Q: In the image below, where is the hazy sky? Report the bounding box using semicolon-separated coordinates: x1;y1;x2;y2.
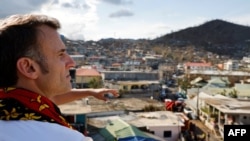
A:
1;0;250;41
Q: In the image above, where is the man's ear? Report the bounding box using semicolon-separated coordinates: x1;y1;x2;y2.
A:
16;58;39;79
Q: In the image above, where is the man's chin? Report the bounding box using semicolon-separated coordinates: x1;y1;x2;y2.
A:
58;87;72;95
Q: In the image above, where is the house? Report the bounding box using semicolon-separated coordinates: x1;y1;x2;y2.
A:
234;83;250;100
87;56;107;65
223;60;239;71
202;76;230;89
184;62;214;72
158;63;177;81
100;70;159;81
186;92;250;139
70;54;85;67
59;97;165;138
190;77;250;99
129;111;184;141
75;67;102;88
188;76;231;97
101;70;160;96
109;63;122;70
187;70;250;82
117;80;159;91
190;76;207;86
143;55;160;66
88;111;184;141
97;118;162;141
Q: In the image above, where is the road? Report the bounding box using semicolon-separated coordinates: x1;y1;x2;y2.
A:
190;120;223;141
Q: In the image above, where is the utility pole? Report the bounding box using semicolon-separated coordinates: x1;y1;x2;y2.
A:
195;83;202;119
196;86;200;119
70;68;76;88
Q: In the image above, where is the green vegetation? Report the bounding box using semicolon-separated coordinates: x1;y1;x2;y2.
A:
88;78;102;88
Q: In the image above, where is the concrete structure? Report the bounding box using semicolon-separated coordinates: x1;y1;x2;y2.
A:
184;62;215;72
70;55;85;66
75;67;102;88
129;111;184;141
89;111;184;141
188;70;250;76
100;70;159;81
185;91;250;139
223;60;239;71
58;97;165;139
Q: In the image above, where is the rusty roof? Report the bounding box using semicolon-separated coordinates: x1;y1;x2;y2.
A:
76;68;101;76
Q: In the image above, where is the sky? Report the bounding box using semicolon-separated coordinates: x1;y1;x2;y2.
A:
1;0;250;41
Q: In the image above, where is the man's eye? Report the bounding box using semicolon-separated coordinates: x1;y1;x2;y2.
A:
59;53;65;56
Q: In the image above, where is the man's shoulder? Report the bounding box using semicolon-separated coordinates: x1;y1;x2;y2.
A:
0;120;92;141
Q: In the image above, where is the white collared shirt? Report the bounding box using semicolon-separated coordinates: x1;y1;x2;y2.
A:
0;120;93;141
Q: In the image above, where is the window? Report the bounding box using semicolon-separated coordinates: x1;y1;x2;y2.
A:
123;86;128;90
131;85;139;89
149;131;155;134
164;131;172;137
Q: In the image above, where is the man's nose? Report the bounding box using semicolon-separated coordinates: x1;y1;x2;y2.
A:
66;55;76;68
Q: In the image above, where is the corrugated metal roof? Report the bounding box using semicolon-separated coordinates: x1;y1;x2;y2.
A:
99;119;155;140
116;126;150;139
203;77;229;89
190;77;203;85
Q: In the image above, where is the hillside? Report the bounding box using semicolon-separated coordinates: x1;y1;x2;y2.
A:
152;19;250;58
64;19;250;59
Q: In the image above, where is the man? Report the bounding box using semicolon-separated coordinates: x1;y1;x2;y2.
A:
0;14;117;141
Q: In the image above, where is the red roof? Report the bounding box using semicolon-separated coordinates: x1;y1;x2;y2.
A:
112;63;121;66
185;62;211;67
76;68;101;76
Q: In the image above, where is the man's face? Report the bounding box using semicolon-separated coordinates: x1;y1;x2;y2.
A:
36;25;75;97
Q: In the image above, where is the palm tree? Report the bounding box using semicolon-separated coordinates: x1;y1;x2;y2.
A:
229;89;238;98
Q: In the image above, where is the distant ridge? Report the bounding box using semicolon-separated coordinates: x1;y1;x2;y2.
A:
153;19;250;46
64;19;250;59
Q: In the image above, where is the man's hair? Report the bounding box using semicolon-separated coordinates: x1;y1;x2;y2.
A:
0;14;61;88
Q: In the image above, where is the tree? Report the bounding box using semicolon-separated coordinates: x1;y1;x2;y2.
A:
88;78;102;88
228;89;238;98
220;89;226;96
177;77;191;95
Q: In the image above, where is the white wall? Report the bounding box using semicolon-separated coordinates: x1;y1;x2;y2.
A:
147;125;181;141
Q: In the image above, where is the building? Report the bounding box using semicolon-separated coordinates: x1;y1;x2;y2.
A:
100;70;159;81
129;111;184;141
70;55;85;67
96;118;163;141
89;111;184;141
184;62;214;72
185;91;250;139
59;97;166;138
75;67;102;88
223;60;239;71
